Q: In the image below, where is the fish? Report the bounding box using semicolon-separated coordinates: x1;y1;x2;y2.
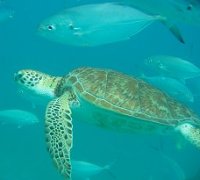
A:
15;73;59;108
187;77;200;102
0;109;39;127
145;55;200;81
150;147;186;180
123;0;200;26
0;7;14;23
71;160;115;180
37;3;183;46
17;87;52;108
120;146;186;180
187;169;200;180
140;75;194;103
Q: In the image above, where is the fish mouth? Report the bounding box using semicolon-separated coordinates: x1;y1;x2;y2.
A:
37;24;45;31
36;23;48;36
37;24;45;34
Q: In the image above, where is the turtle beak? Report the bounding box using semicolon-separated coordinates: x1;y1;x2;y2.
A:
14;72;23;82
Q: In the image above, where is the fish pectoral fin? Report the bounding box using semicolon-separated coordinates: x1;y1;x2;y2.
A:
45;92;73;180
159;63;167;70
159;18;185;43
69;22;83;37
72;27;83;36
74;31;84;36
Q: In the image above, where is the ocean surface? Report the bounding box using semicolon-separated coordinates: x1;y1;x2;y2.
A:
1;0;200;179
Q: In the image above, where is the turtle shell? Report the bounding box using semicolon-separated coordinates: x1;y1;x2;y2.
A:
62;67;199;127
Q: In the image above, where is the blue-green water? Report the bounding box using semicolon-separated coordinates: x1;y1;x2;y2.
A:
1;0;200;179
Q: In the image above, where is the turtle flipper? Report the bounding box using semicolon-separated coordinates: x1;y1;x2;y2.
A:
177;123;200;149
45;92;73;180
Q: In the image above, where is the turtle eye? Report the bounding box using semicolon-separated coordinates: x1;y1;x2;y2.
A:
14;72;23;82
184;124;188;128
47;25;55;31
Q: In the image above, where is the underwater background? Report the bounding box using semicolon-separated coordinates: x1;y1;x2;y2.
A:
1;0;200;179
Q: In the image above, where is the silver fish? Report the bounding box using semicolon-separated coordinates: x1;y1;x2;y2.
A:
145;55;200;81
0;109;39;127
71;160;115;180
0;7;14;23
37;3;183;46
123;0;200;26
188;169;200;180
150;147;186;180
141;75;194;103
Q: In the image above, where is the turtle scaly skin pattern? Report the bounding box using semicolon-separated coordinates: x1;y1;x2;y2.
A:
56;67;200;127
14;67;200;180
45;92;73;179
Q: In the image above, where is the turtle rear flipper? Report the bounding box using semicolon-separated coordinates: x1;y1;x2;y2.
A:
45;92;73;180
177;123;200;149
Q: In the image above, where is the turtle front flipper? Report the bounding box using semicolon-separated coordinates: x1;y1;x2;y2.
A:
45;92;73;180
177;123;200;149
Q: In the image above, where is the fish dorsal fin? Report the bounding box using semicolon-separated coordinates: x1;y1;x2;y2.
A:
158;16;185;44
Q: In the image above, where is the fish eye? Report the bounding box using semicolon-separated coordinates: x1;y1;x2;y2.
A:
187;4;193;11
68;23;74;30
47;25;55;31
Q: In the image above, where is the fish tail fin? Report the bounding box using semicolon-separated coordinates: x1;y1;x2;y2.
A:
104;163;112;170
103;161;117;179
157;16;185;44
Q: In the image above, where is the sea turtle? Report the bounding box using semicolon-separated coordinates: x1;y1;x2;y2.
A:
14;67;200;180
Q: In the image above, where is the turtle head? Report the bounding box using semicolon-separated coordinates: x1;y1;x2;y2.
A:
14;69;61;98
176;122;200;149
176;123;194;135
